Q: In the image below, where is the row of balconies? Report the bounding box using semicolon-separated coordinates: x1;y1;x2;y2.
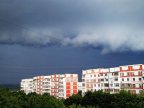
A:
121;77;142;82
82;73;119;79
121;83;143;89
120;71;142;77
85;82;143;88
82;76;143;83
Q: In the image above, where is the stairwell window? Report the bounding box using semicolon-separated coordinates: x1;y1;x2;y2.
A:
122;78;124;81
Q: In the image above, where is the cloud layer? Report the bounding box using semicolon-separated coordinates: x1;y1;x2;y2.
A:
0;0;144;52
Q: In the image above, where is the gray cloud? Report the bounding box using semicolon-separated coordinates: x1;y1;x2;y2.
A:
0;0;144;52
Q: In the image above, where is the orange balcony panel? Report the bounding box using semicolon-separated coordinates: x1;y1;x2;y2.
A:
73;90;77;94
66;82;70;85
73;82;77;85
66;90;70;93
73;86;77;89
66;93;70;97
66;86;70;89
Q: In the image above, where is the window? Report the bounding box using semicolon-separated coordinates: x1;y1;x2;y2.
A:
133;78;135;81
121;73;124;76
139;84;142;88
122;78;124;81
127;84;131;87
115;83;119;87
127;73;130;76
105;78;108;81
82;83;85;86
101;84;103;87
138;71;142;75
127;78;129;81
101;79;104;81
114;89;119;92
114;78;118;81
104;84;109;87
114;72;118;76
139;78;142;81
122;84;124;87
110;84;113;87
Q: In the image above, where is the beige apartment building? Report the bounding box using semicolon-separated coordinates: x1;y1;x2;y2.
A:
20;74;78;99
21;64;144;98
82;64;144;94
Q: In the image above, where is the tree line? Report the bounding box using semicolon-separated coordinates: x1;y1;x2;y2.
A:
0;88;64;108
64;90;144;108
1;88;144;108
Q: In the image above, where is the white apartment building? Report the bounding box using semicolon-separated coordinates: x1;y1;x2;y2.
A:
42;76;51;95
20;74;78;99
51;74;78;99
21;64;144;97
82;64;144;94
78;82;83;92
20;79;33;94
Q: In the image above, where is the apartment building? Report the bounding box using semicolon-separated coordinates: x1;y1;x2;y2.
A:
20;78;33;94
20;74;78;99
82;64;144;94
21;64;144;97
33;76;44;95
78;82;83;92
120;64;144;94
53;74;78;99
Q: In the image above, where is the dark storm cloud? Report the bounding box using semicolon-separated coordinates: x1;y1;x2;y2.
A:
0;0;144;52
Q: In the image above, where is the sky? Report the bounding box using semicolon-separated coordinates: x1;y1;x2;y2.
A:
0;0;144;84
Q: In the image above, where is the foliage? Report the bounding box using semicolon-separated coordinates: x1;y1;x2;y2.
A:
0;88;65;108
64;90;144;108
1;88;144;108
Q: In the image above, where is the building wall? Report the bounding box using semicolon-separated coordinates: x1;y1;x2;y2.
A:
20;64;144;98
42;76;51;95
20;74;78;99
120;64;143;94
82;64;144;94
20;79;33;94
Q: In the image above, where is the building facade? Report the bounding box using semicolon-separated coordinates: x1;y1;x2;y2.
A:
21;64;144;98
20;79;33;94
20;74;78;99
82;64;144;94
